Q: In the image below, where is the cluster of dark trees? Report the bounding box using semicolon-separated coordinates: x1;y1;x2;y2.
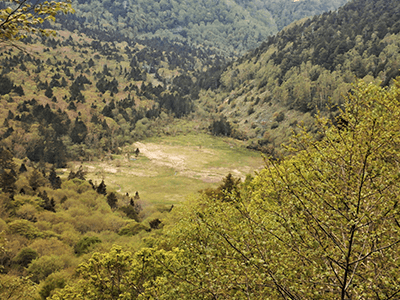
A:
4;99;77;167
0;74;24;96
214;0;400;114
0;29;230;163
265;0;397;75
51;0;348;56
102;81;193;125
243;0;400;86
0;147;62;200
0;145;141;220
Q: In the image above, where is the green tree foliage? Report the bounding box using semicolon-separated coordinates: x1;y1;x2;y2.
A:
53;81;400;299
222;82;399;298
118;222;148;236
51;245;182;300
74;236;101;256
0;150;166;298
39;273;66;300
12;247;38;268
61;0;348;55
0;0;74;41
171;81;400;298
119;205;139;222
8;219;43;239
0;274;37;300
26;255;67;283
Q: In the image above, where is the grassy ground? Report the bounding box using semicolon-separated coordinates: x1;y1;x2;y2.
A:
75;133;264;206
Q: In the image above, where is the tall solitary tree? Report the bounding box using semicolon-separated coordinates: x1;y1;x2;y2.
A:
96;180;107;195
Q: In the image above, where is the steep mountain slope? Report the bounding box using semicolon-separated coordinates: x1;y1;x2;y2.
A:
198;0;400;156
2;1;400;298
0;32;226;166
1;0;397;163
56;0;350;56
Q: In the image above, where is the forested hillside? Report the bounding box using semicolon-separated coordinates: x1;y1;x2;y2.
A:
2;0;400;298
57;0;349;56
1;0;371;163
0;31;227;166
0;146;175;299
49;80;400;299
199;0;400;157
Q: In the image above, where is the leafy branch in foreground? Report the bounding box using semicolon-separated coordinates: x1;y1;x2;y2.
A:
0;0;74;41
172;81;400;299
51;81;400;299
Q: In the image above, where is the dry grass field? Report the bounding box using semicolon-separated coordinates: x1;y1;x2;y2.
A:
72;133;264;206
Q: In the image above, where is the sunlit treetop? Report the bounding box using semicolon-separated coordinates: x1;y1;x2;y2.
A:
0;0;74;41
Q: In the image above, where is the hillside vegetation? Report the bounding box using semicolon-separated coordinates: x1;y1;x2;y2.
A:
0;31;227;166
51;80;400;300
0;146;173;299
2;0;400;298
3;0;392;163
58;0;349;56
0;131;263;299
198;0;400;157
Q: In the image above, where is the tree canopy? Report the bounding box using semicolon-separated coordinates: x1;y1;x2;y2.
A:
51;80;400;299
0;0;74;41
57;0;349;56
200;0;400;157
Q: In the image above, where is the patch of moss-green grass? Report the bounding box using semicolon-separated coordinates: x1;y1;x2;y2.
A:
75;133;264;207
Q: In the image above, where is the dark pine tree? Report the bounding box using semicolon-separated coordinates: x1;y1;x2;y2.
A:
48;166;62;189
18;163;28;174
39;190;56;212
29;168;43;191
44;86;53;98
96;180;107;195
106;192;118;209
70;117;88;143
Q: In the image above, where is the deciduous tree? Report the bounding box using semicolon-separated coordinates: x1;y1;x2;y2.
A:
0;0;74;42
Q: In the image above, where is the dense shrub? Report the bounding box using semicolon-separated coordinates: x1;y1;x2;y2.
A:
12;248;38;268
74;236;102;256
118;222;149;236
7;219;43;239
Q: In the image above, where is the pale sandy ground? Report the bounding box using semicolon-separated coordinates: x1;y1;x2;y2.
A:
132;142;258;183
75;141;261;192
70;140;263;202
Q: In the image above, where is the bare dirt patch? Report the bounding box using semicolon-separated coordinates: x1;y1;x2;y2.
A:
134;142;187;170
133;142;255;183
76;135;263;204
